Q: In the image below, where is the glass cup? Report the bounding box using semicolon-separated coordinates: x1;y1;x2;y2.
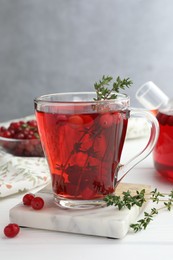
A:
34;92;159;209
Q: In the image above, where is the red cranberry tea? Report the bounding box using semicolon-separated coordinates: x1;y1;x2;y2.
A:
36;109;129;200
153;111;173;181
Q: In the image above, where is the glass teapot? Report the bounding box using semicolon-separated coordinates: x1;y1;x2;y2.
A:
136;81;173;182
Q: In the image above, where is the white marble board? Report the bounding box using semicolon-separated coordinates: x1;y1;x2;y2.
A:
9;183;150;239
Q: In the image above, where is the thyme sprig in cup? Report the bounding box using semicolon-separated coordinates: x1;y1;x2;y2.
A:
93;75;132;100
34;75;159;209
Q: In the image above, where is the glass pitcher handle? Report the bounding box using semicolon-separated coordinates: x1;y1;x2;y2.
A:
116;109;159;186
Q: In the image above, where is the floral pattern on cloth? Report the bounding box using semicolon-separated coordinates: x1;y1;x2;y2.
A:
0;149;50;198
0;115;50;198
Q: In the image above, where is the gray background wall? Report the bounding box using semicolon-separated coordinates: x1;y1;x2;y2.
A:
0;0;173;121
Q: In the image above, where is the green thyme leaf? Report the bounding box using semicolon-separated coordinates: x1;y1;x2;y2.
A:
104;188;173;233
94;75;133;100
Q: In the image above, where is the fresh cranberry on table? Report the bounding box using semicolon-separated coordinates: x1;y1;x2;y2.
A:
31;196;44;210
4;223;20;238
23;193;35;206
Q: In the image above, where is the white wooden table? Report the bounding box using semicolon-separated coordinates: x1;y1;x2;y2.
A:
1;137;173;260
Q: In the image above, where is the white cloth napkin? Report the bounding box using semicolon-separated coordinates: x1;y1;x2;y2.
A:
0;149;50;198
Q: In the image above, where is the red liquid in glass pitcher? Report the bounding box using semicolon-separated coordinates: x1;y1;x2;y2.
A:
153;110;173;181
136;81;173;181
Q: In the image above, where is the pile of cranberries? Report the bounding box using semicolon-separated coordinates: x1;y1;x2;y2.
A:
0;119;44;157
4;193;44;238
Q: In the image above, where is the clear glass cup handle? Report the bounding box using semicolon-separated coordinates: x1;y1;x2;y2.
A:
116;109;159;186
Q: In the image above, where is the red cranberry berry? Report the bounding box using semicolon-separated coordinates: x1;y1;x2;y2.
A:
83;115;93;126
9;122;21;130
0;126;6;133
27;120;38;128
23;193;35;206
31;196;44;210
69;115;84;129
4;223;20;238
15;132;25;139
99;113;113;128
2;130;12;138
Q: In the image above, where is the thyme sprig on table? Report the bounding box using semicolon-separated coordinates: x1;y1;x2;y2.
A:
94;75;133;100
104;188;173;232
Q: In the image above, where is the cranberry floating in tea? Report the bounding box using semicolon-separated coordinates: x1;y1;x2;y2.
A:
34;76;159;209
136;81;173;181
